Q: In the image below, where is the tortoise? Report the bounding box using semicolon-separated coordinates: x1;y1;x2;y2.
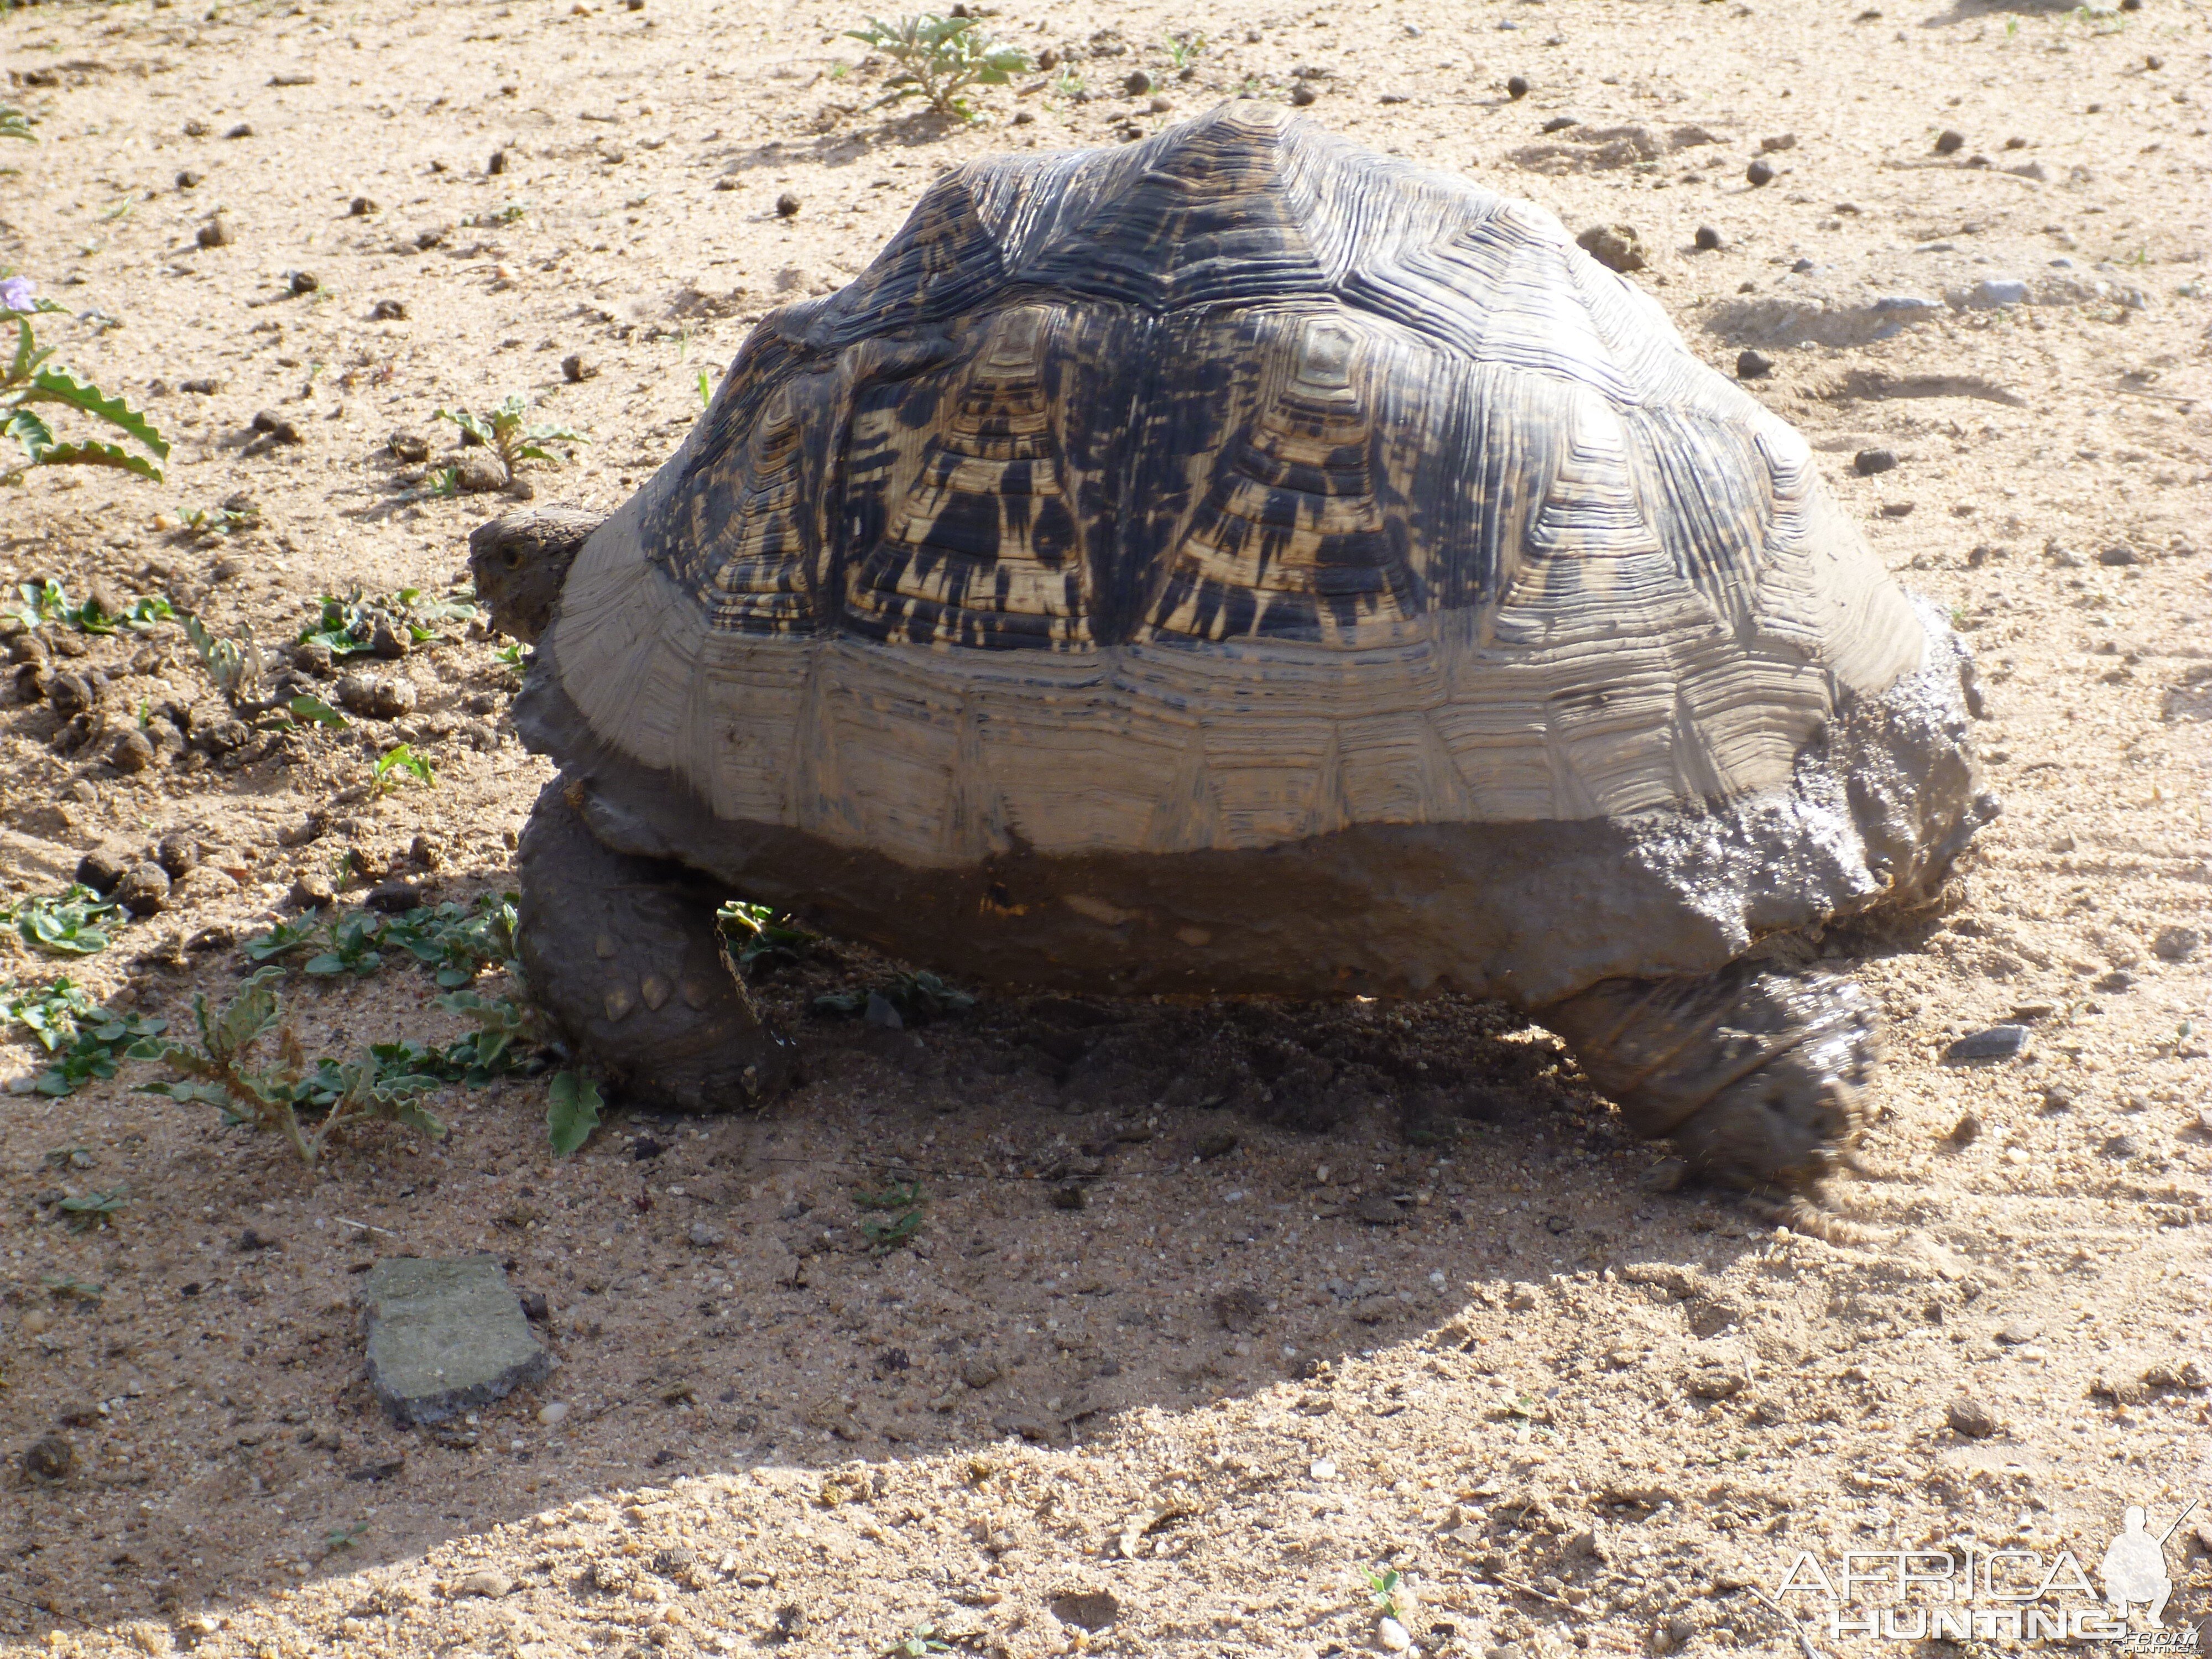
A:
471;100;1994;1191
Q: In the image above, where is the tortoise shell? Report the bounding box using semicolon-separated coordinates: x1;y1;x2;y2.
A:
519;100;1984;1005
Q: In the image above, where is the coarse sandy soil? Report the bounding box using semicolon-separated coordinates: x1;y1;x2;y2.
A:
2;0;2211;1655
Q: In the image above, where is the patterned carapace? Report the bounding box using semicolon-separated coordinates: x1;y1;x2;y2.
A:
641;100;1825;656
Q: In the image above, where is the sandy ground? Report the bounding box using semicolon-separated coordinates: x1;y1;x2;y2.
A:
3;0;2212;1653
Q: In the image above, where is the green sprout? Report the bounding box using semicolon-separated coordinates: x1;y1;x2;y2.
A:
11;579;174;635
8;886;126;957
889;1627;952;1657
3;978;95;1051
298;587;476;658
433;394;587;487
843;15;1029;119
855;1178;925;1252
696;369;714;408
1365;1567;1404;1620
3;279;170;484
372;743;435;797
716;899;816;973
545;1070;603;1156
1;106;34;143
56;1190;128;1233
1164;32;1206;69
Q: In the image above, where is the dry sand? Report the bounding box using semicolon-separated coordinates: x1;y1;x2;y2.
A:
1;0;2210;1653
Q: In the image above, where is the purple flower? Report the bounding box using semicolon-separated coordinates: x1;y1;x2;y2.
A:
0;275;35;314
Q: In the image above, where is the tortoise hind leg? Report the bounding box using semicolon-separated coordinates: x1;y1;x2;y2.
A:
1538;963;1876;1193
516;779;797;1113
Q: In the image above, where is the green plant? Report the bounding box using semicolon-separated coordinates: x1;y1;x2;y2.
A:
716;900;816;973
888;1627;952;1657
372;743;434;797
40;1147;92;1171
304;910;384;978
855;1178;925;1252
496;641;526;676
56;1190;127;1233
1164;32;1206;68
426;465;461;498
696;369;714;409
545;1070;603;1156
359;990;534;1088
1051;69;1085;101
813;969;972;1022
844;15;1029;118
1;107;34;143
40;1274;103;1301
466;203;529;228
130;967;448;1168
11;578;174;635
35;1004;165;1097
325;1521;369;1551
184;613;263;702
180;501;259;541
8;886;125;957
433;394;587;486
1365;1567;1404;1621
3;279;170;484
298;588;477;658
3;977;94;1051
381;895;518;987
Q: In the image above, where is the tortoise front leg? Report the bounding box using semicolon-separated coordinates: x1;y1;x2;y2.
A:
1538;963;1876;1193
516;779;797;1113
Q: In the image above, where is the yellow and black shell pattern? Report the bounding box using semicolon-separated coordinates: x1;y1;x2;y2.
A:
544;99;1929;880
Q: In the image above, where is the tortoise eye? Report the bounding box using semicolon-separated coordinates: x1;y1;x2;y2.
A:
504;550;523;569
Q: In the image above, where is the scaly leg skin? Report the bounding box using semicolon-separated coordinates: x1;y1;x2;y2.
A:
1540;963;1877;1194
516;778;797;1112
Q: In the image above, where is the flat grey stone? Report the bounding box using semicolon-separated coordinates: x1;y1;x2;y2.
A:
361;1256;549;1426
1944;1024;2027;1062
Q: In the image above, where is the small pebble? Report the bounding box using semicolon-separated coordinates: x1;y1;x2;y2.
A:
291;870;337;910
2152;926;2201;962
1694;225;1723;251
775;191;801;218
1575;223;1646;274
1745;158;1774;187
1853;448;1897;476
366;880;426;913
349;196;377;215
156;834;200;878
108;729;155;775
1124;69;1153;96
1943;1024;2025;1061
1947;1397;1999;1439
1290;81;1317;107
114;862;171;916
537;1401;570;1427
23;1434;74;1482
2096;544;2141;567
1996;1318;2041;1345
371;299;408;321
456;1569;512;1599
1735;348;1772;379
1945;1112;1981;1147
1541;115;1578;134
1760;132;1797;153
388;430;430;463
224;122;254;139
2101;1133;2144;1161
1310;1458;1337;1480
488;149;509;175
1379;1616;1413;1652
1934;129;1965;154
176;169;202;189
1148;95;1172;114
196;211;234;249
1505;75;1529;98
562;352;599;382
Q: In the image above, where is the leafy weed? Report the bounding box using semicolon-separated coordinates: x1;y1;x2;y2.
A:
434;393;587;486
843;14;1028;118
8;886;125;957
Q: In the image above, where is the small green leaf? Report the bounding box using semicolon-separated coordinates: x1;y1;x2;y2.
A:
20;438;163;482
286;694;348;729
546;1071;602;1156
21;367;169;458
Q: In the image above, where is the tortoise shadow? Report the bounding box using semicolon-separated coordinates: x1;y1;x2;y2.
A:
6;956;1806;1640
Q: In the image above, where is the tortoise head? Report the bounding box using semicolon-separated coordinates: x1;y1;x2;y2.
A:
466;506;605;644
